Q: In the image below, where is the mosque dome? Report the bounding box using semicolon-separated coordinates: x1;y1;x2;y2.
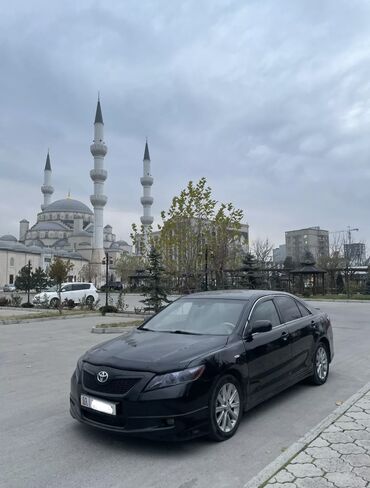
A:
0;234;17;242
43;198;93;215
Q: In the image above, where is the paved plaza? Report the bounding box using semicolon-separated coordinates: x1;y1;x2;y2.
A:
1;301;370;488
249;384;370;488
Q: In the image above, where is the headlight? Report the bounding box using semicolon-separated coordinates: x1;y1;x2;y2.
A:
145;365;205;391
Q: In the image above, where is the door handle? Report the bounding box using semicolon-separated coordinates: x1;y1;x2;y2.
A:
281;331;289;341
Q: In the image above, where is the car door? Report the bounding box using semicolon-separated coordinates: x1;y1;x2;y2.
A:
60;284;73;302
274;296;314;379
244;297;292;404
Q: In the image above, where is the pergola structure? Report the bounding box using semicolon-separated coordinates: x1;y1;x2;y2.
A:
289;252;326;296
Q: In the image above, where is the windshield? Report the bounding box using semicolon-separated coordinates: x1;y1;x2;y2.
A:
45;285;58;292
141;298;247;335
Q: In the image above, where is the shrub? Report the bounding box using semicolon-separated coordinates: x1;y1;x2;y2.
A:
0;296;10;307
99;305;118;316
63;299;75;310
10;293;22;307
21;302;34;308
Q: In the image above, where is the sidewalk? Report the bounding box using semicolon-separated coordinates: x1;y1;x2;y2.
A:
245;382;370;488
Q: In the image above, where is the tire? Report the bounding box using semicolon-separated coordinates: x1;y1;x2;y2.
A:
86;295;94;305
50;298;59;308
310;342;329;385
208;375;243;442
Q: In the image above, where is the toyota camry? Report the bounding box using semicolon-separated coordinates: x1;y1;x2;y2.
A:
70;290;334;441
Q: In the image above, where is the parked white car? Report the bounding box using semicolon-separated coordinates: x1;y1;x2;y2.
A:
33;283;98;308
3;284;16;292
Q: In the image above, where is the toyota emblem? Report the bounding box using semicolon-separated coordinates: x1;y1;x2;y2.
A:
97;371;109;383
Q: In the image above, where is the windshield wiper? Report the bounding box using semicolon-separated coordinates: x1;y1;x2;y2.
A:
163;330;203;335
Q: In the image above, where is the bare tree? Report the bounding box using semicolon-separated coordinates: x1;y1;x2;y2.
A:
252;238;274;267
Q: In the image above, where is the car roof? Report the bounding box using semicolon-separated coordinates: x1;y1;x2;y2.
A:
185;290;298;300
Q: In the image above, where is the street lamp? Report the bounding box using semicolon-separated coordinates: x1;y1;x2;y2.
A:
102;251;113;307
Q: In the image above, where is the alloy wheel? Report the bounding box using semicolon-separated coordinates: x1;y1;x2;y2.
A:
215;382;240;433
316;345;328;381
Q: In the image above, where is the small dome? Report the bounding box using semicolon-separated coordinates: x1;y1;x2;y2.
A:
43;198;93;215
110;240;129;248
31;221;70;231
0;234;17;242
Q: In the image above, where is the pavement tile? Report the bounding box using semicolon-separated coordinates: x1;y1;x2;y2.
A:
295;478;335;488
353;466;370;482
321;432;354;444
313;457;353;473
286;463;323;478
330;443;365;455
346;430;370;441
325;472;367;487
335;421;365;431
265;484;297;488
291;452;314;464
309;437;329;448
305;446;339;459
323;424;341;433
342;453;370;467
355;439;370;449
346;412;370;421
274;470;295;483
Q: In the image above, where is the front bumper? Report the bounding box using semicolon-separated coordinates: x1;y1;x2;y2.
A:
70;366;210;440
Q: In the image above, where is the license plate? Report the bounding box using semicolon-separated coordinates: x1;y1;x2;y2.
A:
80;394;117;415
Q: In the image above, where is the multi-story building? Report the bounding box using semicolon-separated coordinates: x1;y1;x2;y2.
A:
272;244;286;265
285;226;329;264
344;243;366;266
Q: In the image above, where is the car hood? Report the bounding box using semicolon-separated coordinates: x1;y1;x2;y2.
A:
83;328;228;373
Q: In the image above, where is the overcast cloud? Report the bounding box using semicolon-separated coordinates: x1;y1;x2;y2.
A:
1;0;370;250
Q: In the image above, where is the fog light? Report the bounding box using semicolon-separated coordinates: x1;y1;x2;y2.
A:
166;418;175;426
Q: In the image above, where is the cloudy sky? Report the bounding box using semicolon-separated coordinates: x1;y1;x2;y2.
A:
1;0;370;250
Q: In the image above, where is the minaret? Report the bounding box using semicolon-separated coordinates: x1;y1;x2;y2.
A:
41;151;54;210
90;97;108;265
140;140;154;247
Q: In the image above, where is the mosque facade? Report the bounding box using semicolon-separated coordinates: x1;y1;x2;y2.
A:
0;100;135;288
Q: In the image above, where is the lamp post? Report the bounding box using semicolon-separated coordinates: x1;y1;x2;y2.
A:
102;251;112;307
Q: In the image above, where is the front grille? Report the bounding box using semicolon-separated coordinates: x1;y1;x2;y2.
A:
82;371;139;395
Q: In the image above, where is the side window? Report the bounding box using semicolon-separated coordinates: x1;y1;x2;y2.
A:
82;284;90;290
249;300;281;328
275;296;302;323
61;284;72;292
296;300;311;317
72;284;82;291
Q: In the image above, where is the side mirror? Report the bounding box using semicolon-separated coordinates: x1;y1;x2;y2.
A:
251;320;273;333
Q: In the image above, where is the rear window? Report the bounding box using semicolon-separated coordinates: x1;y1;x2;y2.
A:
296;301;311;317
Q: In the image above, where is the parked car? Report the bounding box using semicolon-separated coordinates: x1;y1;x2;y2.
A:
3;284;16;292
100;281;123;292
70;290;334;441
33;282;98;307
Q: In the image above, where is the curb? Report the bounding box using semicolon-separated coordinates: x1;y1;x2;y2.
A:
244;380;370;488
91;326;134;334
0;313;100;325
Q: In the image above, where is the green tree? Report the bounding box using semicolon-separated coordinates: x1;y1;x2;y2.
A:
141;246;170;313
115;252;145;289
48;258;74;313
32;267;50;292
156;177;244;292
240;253;260;289
15;261;33;305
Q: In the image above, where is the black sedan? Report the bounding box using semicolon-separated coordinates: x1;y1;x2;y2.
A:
70;290;334;441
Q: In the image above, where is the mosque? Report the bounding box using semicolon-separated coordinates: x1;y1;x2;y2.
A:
0;99;154;287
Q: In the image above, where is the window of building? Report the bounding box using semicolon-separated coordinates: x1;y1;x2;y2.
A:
9;274;14;284
10;257;14;267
